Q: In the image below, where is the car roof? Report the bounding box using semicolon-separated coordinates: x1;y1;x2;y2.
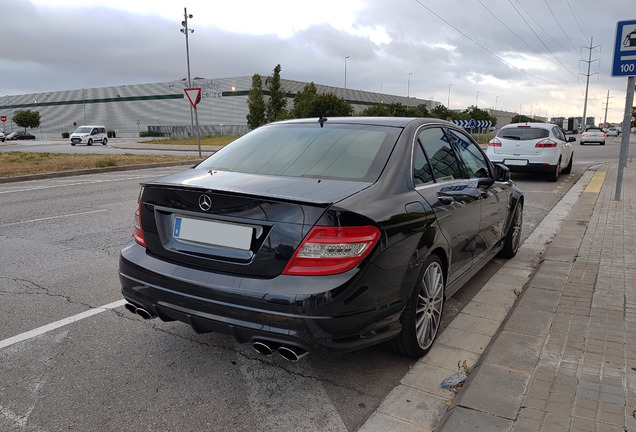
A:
501;122;554;130
269;117;455;128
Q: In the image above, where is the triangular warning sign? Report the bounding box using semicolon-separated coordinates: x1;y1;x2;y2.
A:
184;88;202;108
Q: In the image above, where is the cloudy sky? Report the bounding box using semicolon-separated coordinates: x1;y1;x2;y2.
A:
1;0;633;123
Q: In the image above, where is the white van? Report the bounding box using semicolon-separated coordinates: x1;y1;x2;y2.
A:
70;125;108;146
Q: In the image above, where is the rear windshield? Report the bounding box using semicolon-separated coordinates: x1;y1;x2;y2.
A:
497;127;549;141
198;123;401;182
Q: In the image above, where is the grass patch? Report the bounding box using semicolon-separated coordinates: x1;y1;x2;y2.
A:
95;158;118;168
144;135;240;146
0;152;200;177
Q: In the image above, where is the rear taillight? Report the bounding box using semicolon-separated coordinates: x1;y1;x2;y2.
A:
133;202;146;247
535;139;557;148
282;226;381;276
488;138;502;147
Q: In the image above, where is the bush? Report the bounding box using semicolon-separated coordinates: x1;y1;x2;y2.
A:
107;130;116;138
62;132;69;138
139;131;163;137
95;158;117;168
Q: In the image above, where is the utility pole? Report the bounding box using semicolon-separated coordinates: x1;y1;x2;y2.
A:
602;90;612;125
580;37;599;131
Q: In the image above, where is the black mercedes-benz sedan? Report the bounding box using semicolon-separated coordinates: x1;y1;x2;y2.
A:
119;117;523;360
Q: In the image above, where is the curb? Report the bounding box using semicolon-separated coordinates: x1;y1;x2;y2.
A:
0;160;201;184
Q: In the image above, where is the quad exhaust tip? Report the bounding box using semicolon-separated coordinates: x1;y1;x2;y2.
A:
252;340;308;362
124;302;155;320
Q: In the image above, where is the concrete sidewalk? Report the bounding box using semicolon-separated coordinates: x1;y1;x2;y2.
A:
361;160;635;431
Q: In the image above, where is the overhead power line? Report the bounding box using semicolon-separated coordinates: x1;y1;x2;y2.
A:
414;0;570;85
475;0;563;68
507;0;577;78
542;0;580;55
565;0;587;42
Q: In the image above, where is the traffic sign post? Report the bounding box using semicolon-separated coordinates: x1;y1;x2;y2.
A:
184;88;202;157
611;20;636;201
612;20;636;77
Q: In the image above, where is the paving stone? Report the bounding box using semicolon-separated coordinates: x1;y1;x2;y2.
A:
436;406;513;431
517;287;561;313
486;331;544;372
375;384;447;429
503;305;553;337
457;363;528;419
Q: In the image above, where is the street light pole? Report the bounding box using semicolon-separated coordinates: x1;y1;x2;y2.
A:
181;7;201;157
476;91;479;108
447;84;452;108
344;56;350;89
408;72;412;97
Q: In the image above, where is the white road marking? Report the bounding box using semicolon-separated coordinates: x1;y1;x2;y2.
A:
0;174;157;194
0;300;126;350
0;209;107;227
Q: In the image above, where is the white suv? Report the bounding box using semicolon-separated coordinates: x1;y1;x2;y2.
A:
70;125;108;146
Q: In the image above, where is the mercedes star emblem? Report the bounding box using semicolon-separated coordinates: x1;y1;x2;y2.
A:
199;194;212;211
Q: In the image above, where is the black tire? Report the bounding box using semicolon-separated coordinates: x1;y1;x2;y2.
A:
561;154;573;174
386;255;444;358
102;138;108;145
70;142;75;146
547;159;560;182
600;142;605;146
498;200;523;258
87;139;93;146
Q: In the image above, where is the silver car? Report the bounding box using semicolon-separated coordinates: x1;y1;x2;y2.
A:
580;127;606;145
486;122;575;182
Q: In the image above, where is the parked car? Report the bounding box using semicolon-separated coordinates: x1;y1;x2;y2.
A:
5;131;36;140
580;127;606;145
70;125;107;146
0;131;5;142
486;122;575;182
119;117;524;360
606;127;620;137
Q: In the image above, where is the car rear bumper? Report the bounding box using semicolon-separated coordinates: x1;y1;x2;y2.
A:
487;158;558;173
118;240;404;354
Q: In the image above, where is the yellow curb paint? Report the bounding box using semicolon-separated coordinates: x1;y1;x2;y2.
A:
584;172;606;193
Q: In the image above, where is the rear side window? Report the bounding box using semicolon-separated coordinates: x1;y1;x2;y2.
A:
198;123;400;182
497;127;549;140
446;129;490;179
417;128;463;182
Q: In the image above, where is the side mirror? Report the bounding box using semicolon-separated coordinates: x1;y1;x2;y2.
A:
568;137;576;142
493;163;510;182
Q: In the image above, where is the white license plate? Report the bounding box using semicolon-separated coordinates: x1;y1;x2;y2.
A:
504;159;528;166
173;216;252;250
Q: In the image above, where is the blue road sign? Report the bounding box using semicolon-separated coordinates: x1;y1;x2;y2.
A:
612;20;636;76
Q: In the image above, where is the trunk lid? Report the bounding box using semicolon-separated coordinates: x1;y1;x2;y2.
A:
138;168;372;278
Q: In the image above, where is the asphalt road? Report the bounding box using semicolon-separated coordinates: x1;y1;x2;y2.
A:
0;134;631;431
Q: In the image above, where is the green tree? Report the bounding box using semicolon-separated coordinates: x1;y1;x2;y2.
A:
246;74;266;129
290;83;352;118
13;110;40;131
359;105;393;116
430;104;460;120
463;106;497;127
511;114;539;123
292;82;318;118
266;64;288;122
307;93;353;117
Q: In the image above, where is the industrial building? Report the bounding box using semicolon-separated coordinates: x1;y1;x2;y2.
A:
0;77;442;139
